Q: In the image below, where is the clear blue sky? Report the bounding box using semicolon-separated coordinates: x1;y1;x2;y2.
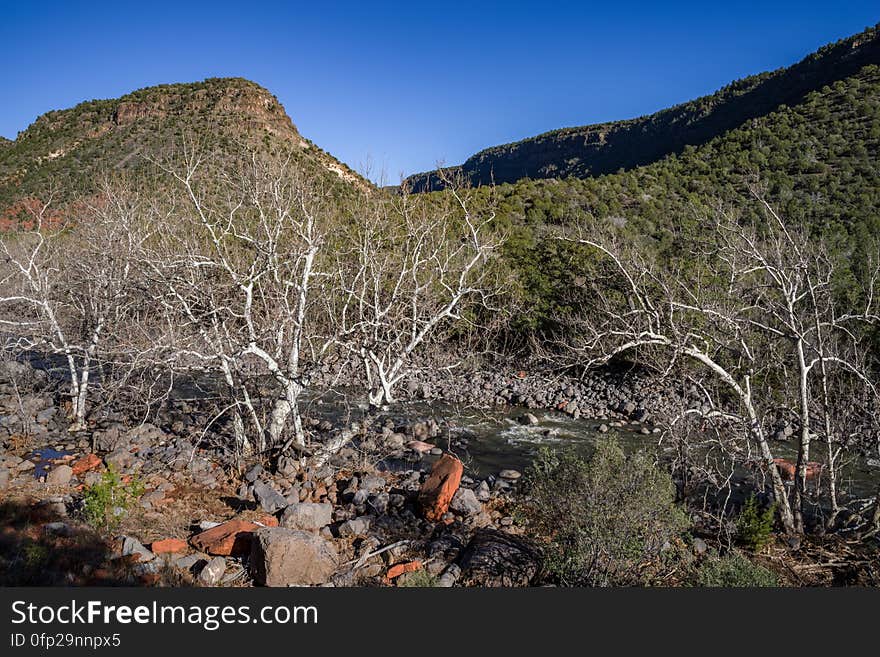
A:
1;1;877;183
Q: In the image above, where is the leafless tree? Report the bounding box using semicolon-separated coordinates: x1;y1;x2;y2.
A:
0;183;156;431
555;194;880;535
146;143;347;460
335;182;503;407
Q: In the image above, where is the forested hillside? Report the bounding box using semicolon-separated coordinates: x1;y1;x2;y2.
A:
406;24;880;192
0;77;365;218
444;63;880;332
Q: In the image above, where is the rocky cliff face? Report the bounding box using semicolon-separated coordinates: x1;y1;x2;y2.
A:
108;79;301;139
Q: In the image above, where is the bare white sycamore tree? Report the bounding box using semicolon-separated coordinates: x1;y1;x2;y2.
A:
557;193;880;535
147;144;341;459
336;183;502;407
0;185;154;431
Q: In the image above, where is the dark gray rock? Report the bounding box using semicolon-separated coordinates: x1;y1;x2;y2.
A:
450;488;482;517
173;554;205;572
253;480;287;514
104;448;133;471
368;492;389;515
244;464;263;483
93;427;124;452
338;516;371;537
42;521;74;537
437;563;461;587
120;536;155;563
458;529;542;587
280;502;333;531
360;474;386;492
517;413;540;426
198;556;227;586
45;464;72;486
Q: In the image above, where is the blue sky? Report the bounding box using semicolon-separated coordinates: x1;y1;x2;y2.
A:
1;1;877;183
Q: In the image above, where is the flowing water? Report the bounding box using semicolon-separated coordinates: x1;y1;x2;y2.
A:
14;353;880;501
299;393;880;502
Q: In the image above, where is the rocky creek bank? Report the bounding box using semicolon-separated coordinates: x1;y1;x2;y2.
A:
2;356;864;587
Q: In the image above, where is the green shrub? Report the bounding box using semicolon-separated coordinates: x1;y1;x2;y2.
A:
697;551;778;587
735;495;776;551
81;467;144;531
517;436;689;586
23;542;50;569
397;570;439;587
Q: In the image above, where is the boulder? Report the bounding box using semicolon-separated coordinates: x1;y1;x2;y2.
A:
198;556;227;586
458;529;541;587
139;490;166;509
190;519;259;556
244;464;263;483
125;423;166;445
71;453;102;476
450;487;482;517
280;502;333;531
42;521;74;537
93;427;124;452
338;516;371;537
437;563;461;587
45;464;72;486
104;448;133;471
252;480;287;514
120;536;155;563
517;413;539;426
173;554;205;572
249;527;338;586
418;454;463;522
16;460;35;472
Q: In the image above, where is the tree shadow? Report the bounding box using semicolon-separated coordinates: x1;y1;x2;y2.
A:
220;496;258;512
0;499;187;586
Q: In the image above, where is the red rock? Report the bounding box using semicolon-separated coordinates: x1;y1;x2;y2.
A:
516;371;527;379
150;538;188;554
418;454;463;522
255;515;279;527
190;520;259;556
772;458;824;481
386;560;422;581
71;453;102;476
